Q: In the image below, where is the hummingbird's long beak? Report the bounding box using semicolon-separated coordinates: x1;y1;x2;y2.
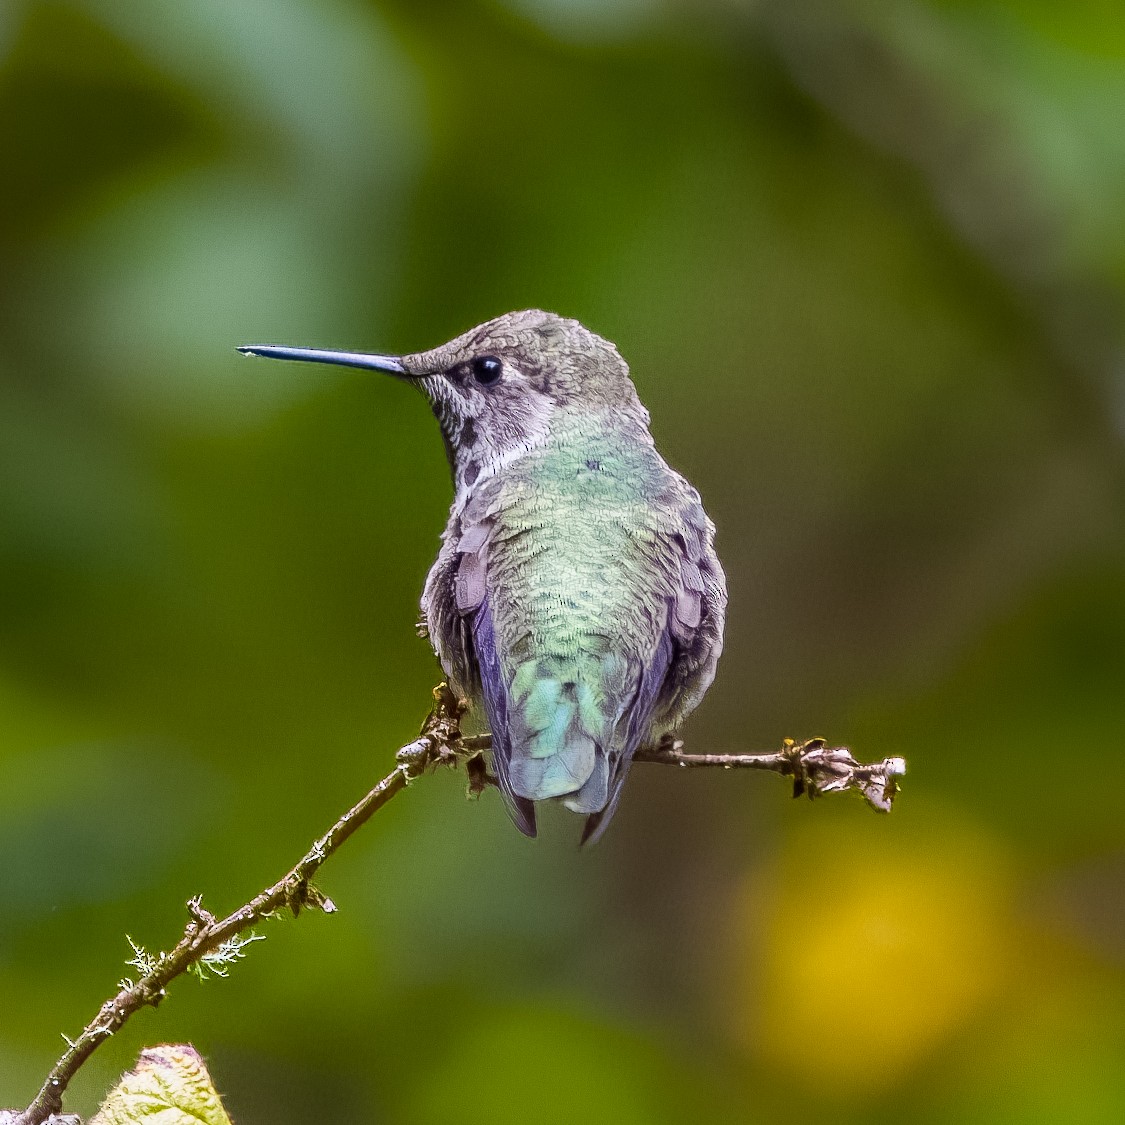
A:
237;344;408;376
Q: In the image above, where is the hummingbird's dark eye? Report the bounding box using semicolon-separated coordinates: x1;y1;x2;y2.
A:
470;356;503;385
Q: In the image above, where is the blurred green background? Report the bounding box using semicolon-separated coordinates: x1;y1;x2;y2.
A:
2;0;1123;1121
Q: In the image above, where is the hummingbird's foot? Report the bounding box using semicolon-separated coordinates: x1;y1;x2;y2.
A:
464;752;498;798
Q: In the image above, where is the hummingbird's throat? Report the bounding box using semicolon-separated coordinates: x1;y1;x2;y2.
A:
425;374;556;498
432;400;483;491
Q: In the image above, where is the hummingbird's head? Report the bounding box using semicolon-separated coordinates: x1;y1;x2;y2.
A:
401;309;648;480
240;310;649;490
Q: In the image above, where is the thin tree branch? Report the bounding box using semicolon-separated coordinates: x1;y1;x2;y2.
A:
635;736;906;812
11;687;904;1125
12;685;468;1125
459;734;905;812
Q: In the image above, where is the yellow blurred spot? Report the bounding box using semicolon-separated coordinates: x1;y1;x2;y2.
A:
730;811;1013;1099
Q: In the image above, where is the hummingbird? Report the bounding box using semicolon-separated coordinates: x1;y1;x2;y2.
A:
239;310;726;842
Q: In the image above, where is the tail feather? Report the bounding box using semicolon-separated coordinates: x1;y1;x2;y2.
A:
472;603;536;836
473;603;674;842
561;754;609;814
509;736;596;799
579;759;631;846
581;629;675;845
509;673;602;800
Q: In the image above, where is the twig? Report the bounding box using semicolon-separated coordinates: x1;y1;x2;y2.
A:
12;685;469;1125
459;734;904;812
11;687;903;1125
634;736;906;812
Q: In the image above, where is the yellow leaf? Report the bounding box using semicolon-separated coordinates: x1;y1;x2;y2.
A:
90;1044;232;1125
